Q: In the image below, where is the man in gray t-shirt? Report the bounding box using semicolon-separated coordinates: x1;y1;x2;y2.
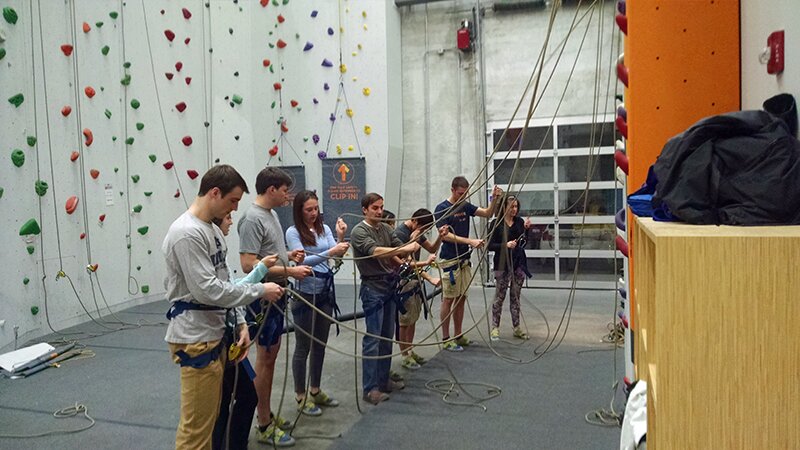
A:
238;167;311;446
163;165;283;450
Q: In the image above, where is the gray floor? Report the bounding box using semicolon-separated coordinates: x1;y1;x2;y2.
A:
0;286;625;449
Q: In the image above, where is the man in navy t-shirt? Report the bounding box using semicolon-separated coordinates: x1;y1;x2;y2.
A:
434;176;502;351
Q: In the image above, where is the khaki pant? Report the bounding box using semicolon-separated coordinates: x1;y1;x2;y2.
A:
441;260;472;298
168;340;226;450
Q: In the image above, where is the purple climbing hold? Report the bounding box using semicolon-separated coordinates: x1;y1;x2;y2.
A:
323;83;330;91
313;98;319;105
317;151;327;160
329;113;336;122
311;10;318;18
303;41;314;51
321;58;333;67
327;27;334;36
312;134;320;144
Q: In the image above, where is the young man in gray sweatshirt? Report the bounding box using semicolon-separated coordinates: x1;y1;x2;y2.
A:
163;165;284;450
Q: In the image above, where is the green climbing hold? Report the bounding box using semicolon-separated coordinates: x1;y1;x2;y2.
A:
131;175;140;183
136;265;141;271
102;45;110;55
31;306;39;315
121;74;131;86
112;136;117;141
19;218;41;236
26;245;35;255
136;122;144;131
272;0;279;6
114;167;119;173
27;136;37;146
0;187;4;199
137;226;149;235
8;93;24;108
109;11;118;19
271;101;276;109
105;109;112;119
123;61;131;69
269;65;275;74
232;95;243;105
23;277;30;285
125;137;134;145
144;191;153;197
147;250;152;255
3;7;18;25
127;244;131;249
283;0;290;5
0;48;6;61
133;204;143;213
95;21;103;28
148;154;156;162
141;285;150;294
131;98;140;109
11;149;25;167
35;179;48;196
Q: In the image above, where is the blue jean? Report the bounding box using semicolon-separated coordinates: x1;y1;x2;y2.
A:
360;284;397;394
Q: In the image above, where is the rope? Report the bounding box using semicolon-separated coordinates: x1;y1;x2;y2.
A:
0;403;95;439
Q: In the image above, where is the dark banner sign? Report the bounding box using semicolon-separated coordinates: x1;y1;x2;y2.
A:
321;157;365;239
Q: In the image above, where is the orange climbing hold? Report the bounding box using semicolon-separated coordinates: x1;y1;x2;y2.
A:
281;121;289;133
82;22;90;33
85;86;96;98
269;145;279;156
277;14;285;23
276;39;287;49
263;59;271;67
83;129;93;147
90;169;100;179
260;0;269;6
65;196;79;214
70;151;80;162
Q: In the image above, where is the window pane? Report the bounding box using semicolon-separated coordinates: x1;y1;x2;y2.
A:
559;257;620;282
527;257;556;281
557;154;616;182
493;157;554;184
558;224;615;250
557;122;614;148
493;126;553;152
515;191;555;216
523;224;556;251
558;188;623;216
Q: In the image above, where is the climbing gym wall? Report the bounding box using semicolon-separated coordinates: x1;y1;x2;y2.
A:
0;0;401;351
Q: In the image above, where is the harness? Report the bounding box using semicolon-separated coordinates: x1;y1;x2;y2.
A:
290;268;342;335
166;300;232;369
361;263;417;317
442;258;471;285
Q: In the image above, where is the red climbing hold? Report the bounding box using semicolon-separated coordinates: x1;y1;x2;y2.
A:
263;59;271;67
175;101;187;113
85;86;96;98
164;29;175;42
184;37;191;45
182;136;193;146
260;0;269;7
273;82;282;90
90;169;100;179
185;77;192;85
98;214;106;223
165;72;174;80
70;151;80;162
83;129;94;147
182;8;192;19
65;196;79;215
277;14;285;23
269;145;279;156
290;100;298;107
80;232;86;239
276;39;287;49
82;22;90;33
61;105;72;117
61;44;74;56
174;189;181;198
281;122;289;133
163;161;174;170
175;61;183;72
187;170;199;180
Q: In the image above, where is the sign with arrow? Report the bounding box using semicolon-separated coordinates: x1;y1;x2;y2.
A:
322;157;365;239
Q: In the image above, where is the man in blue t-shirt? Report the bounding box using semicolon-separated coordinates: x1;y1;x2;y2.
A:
434;176;502;352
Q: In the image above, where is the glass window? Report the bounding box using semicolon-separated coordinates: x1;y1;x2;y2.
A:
557;154;616;183
559;257;621;282
558;224;616;250
493;157;554;184
557;122;614;148
492;126;553;152
514;191;555;216
527;257;556;281
558;188;623;216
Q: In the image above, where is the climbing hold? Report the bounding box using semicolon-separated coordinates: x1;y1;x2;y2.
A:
144;192;153;198
101;45;110;55
273;82;282;90
276;39;287;49
125;137;134;145
281;121;289;133
185;77;192;85
148;154;157;163
364;125;372;135
175;101;187;112
96;21;103;28
0;187;3;199
262;59;271;67
120;74;131;85
363;87;370;96
271;101;276;109
362;10;367;18
61;44;73;56
175;61;183;71
165;72;174;80
140;285;150;294
19;218;41;236
11;149;25;167
187;170;199;180
329;113;336;122
184;37;191;45
0;48;6;60
290;100;298;107
312;134;320;144
61;105;72;116
3;6;18;24
324;83;330;91
277;14;285;23
90;169;99;179
327;27;334;35
174;189;181;198
340;64;347;73
616;54;628;87
8;93;24;107
321;58;333;67
104;109;112;119
35;180;48;196
23;277;30;285
30;306;39;315
317;151;327;160
131;98;140;109
336;145;342;155
164;29;176;42
26;245;35;255
98;214;106;223
363;24;368;31
114;167;119;172
109;11;118;19
163;161;174;170
182;136;193;146
132;204;143;213
311;10;318;18
348;145;354;152
182;7;192;19
123;61;131;69
87;264;99;272
27;136;36;146
65;196;79;214
232;95;243;105
80;232;86;239
70;151;80;162
303;41;313;51
346;108;354;118
136;122;144;131
85;86;96;98
269;145;278;156
83;128;93;146
313;98;319;104
131;175;141;184
260;0;269;6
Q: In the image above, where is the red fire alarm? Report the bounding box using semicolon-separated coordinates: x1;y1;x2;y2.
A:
767;30;784;75
457;20;473;52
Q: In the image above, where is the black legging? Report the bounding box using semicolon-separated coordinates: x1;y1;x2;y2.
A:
212;361;258;450
291;290;334;394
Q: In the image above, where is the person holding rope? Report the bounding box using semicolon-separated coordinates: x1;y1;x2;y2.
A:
238;167;313;447
434;176;503;352
285;190;349;416
351;193;422;405
487;195;534;341
163;165;284;450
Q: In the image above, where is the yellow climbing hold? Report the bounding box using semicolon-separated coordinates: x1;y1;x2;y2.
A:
362;11;367;18
339;64;347;74
346;108;353;118
364;125;372;135
348;145;354;152
336;144;342;155
362;87;370;96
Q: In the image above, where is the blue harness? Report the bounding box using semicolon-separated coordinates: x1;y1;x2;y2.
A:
167;300;230;369
292;269;342;335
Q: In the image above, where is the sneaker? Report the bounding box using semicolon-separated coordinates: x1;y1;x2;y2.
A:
455;335;472;347
410;352;427;365
309;390;340;407
513;327;530;340
255;422;296;447
380;379;405;393
296;398;322;416
363;389;390;405
401;355;421;370
389;370;405;382
269;413;293;430
443;340;464;352
490;328;500;341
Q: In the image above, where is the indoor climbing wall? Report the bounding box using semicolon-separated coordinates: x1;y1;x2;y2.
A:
0;0;400;350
